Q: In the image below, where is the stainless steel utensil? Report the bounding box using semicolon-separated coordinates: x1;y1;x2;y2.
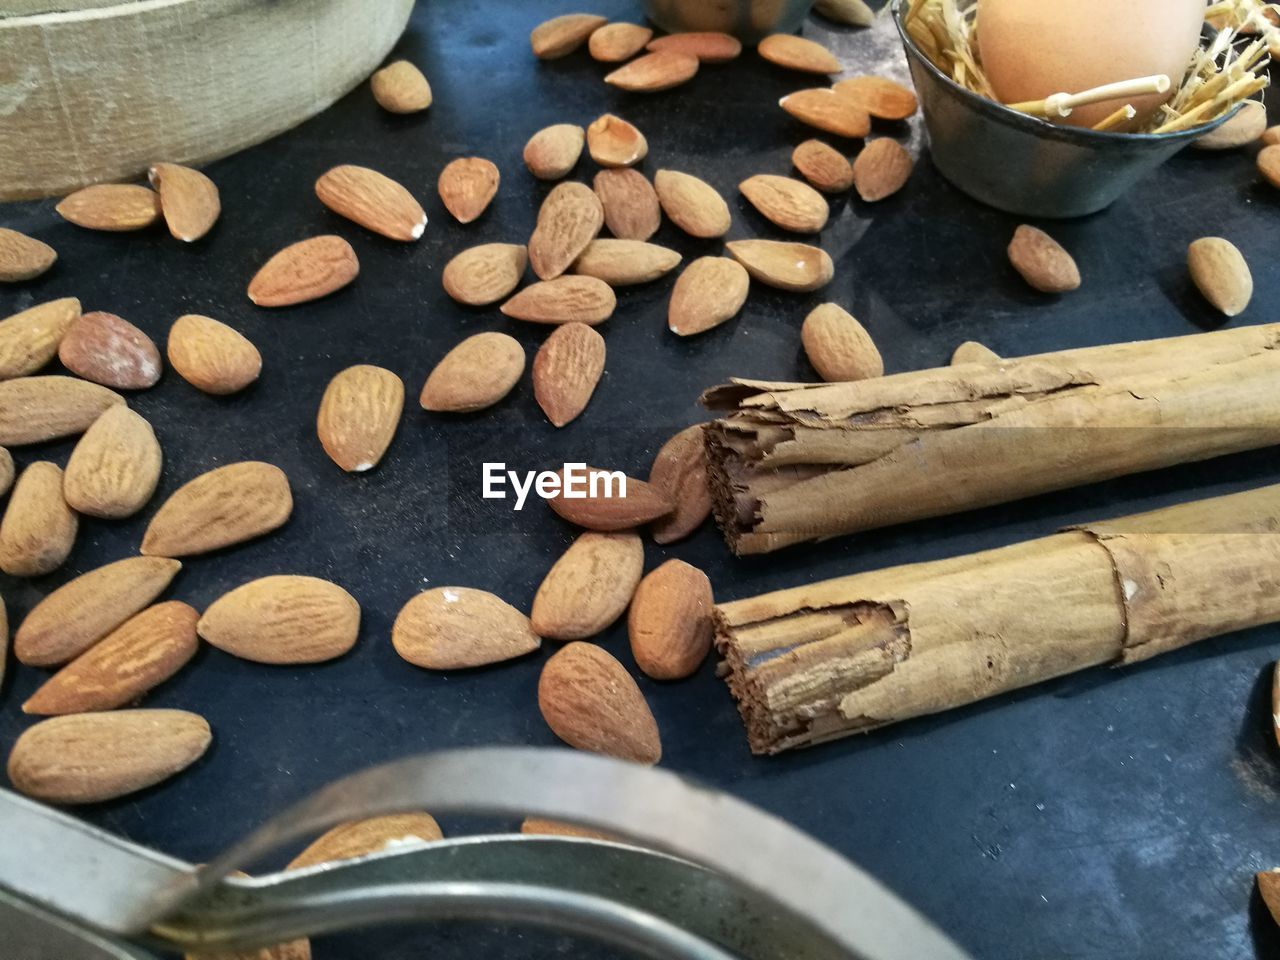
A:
644;0;816;43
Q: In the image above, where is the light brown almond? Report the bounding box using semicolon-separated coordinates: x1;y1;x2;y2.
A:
792;140;854;193
288;814;443;870
420;332;526;412
141;461;292;558
646;32;741;62
653;169;731;238
247;235;359;307
316;164;426;241
648;424;712;543
531;531;644;640
531;13;608;58
14;556;182;667
629;559;714;680
1259;144;1280;188
604;50;699;92
573;239;681;285
0;228;57;282
528;182;604;280
1008;225;1081;294
524;124;586;180
0;448;11;497
23;602;198;716
780;88;871;138
1194;100;1267;150
546;466;673;530
0;375;123;446
758;33;840;74
1263;127;1280;147
588;22;653;61
0;297;81;380
392;587;541;669
1259;871;1280;925
59;311;162;390
63;405;162;518
814;0;875;27
438;157;500;224
586;114;649;168
167;314;261;395
740;174;829;233
148;162;221;242
852;138;913;202
668;256;750;336
316;364;404;473
55;184;161;232
834;75;918;120
0;462;77;578
521;817;616;841
801;303;883;382
951;340;1001;365
371;60;432;113
726;239;834;292
1187;237;1252;317
538;642;661;764
198;575;360;664
501;276;616;325
442;243;528;306
593;168;661;240
532;323;606;427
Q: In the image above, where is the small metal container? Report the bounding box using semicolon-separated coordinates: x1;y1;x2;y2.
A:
892;0;1237;218
644;0;815;44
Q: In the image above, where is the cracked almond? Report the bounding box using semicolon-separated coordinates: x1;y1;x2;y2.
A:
393;587;540;669
316;164;426;241
573;239;680;285
593;168;660;240
199;575;360;664
371;60;432;113
0;228;57;282
420;332;525;413
442;243;528;306
758;33;840;74
141;461;292;558
648;424;712;543
532;322;605;427
0;462;77;578
149;162;220;242
668;256;750;336
248;235;359;307
167;314;261;395
586;114;649;168
780;88;871;138
588;22;653;61
56;184;161;231
538;642;661;764
524;124;586;180
740;174;829;233
792;140;854;193
316;364;404;473
531;530;644;640
528;182;604;280
501;276;616;325
1188;237;1252;316
63;405;162;518
605;50;699;92
802;303;883;382
0;375;123;447
834;75;918;120
531;13;608;58
1008;225;1081;294
438;157;500;224
0;297;80;380
59;311;162;390
629;559;714;680
654;169;730;238
726;239;833;292
852;138;913;201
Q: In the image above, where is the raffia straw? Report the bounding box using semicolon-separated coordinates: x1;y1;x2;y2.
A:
1093;104;1136;132
1009;75;1170;119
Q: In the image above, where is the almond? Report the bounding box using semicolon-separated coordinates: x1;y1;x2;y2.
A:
14;556;182;667
1259;144;1280;188
814;0;875;27
740;174;830;233
951;340;1001;365
1259;871;1280;925
528;182;604;280
780;88;871;138
501;276;616;325
59;311;162;390
667;256;750;336
55;184;161;231
371;60;432;113
0;447;11;497
247;235;359;307
1008;225;1081;294
141;461;292;558
628;559;714;680
148;162;220;242
288;814;443;869
22;602;198;716
852;138;913;201
604;50;699;92
198;575;360;664
726;239;834;292
0;375;123;446
63;405;163;518
546;466;673;530
0;228;57;282
532;322;606;427
834;75;918;120
442;243;528;306
586;114;649;168
521;817;615;841
653;169;731;238
420;332;526;412
167;314;262;395
648;424;712;543
537;642;661;764
646;31;742;62
7;709;210;804
588;22;653;61
532;531;644;640
593;168;661;240
0;462;77;577
438;157;500;224
801;303;883;381
757;33;840;74
524;124;586;180
1263;127;1280;147
316;164;426;241
0;297;81;380
392;587;541;669
1194;100;1266;150
531;13;608;58
792;140;854;193
1187;237;1252;317
573;239;681;285
316;364;404;472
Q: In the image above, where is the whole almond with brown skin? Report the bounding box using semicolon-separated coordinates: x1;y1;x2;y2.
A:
56;184;161;231
546;466;673;530
951;340;1000;366
248;235;359;307
0;462;77;577
59;311;162;390
198;575;360;664
654;170;731;238
1008;225;1081;294
668;257;750;336
7;709;210;804
316;364;404;472
814;0;875;26
0;448;12;497
604;50;699;93
371;60;432;113
14;556;182;667
533;323;605;427
574;239;681;285
0;228;57;282
1188;237;1252;317
63;405;162;518
288;814;443;869
1259;871;1280;925
740;174;829;233
588;22;653;61
780;88;871;138
167;314;261;395
148;162;220;242
420;332;525;412
593;169;660;240
758;34;840;74
442;243;528;306
529;182;604;280
647;31;742;62
142;461;292;558
538;642;661;764
0;297;81;380
0;375;123;446
23;602;198;716
802;303;883;382
648;424;712;543
531;13;608;58
438;157;500;224
1257;144;1280;188
792;140;854;193
532;531;644;640
524;124;586;180
316;165;426;241
834;75;918;120
501;276;616;325
393;587;541;669
726;239;833;292
852;138;913;202
629;559;714;680
586;114;649;168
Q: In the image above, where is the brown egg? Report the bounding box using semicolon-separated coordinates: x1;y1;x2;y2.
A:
977;0;1205;128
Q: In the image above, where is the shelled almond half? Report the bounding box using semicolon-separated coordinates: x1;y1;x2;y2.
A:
63;405;163;518
0;461;77;578
316;164;426;241
586;114;649;168
141;461;292;558
0;297;81;380
198;575;360;664
538;642;661;764
393;587;540;669
317;365;404;473
726;239;834;292
149;162;221;242
532;322;605;427
167;314;262;395
531;531;644;639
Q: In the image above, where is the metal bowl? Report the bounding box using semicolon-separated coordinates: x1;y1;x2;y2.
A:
644;0;815;43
